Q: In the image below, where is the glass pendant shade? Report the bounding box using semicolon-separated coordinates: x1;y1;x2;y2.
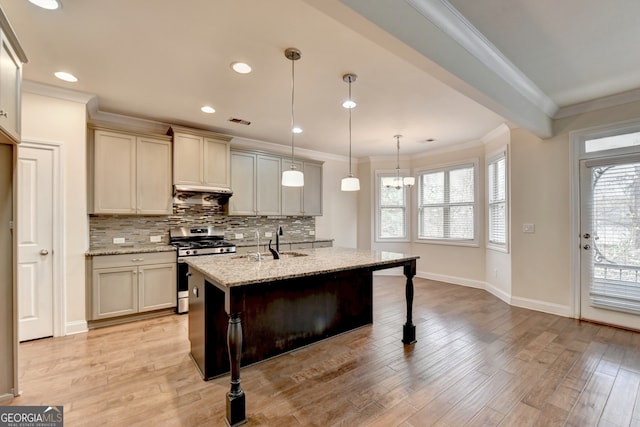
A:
341;176;360;191
282;169;304;187
403;176;415;186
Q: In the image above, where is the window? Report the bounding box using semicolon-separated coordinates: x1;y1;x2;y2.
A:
417;161;477;245
376;171;409;241
487;151;508;249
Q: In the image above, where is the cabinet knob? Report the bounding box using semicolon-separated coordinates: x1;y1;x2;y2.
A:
0;110;7;118
40;249;49;255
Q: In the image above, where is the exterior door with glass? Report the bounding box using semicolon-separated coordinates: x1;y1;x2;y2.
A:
580;153;640;330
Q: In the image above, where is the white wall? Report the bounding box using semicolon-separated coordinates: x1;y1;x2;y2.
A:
22;90;89;334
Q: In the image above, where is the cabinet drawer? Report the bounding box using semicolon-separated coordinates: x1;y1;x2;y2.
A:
313;241;333;248
92;251;175;268
290;242;313;250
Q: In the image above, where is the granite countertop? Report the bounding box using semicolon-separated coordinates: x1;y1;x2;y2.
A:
234;237;333;247
86;245;177;256
184;247;419;288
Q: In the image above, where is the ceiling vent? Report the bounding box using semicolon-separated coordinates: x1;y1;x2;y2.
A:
228;117;251;125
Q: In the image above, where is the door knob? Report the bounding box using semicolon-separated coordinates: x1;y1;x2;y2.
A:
583;233;590;239
40;249;49;255
583;244;591;250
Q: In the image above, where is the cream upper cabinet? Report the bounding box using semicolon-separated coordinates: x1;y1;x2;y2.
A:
229;151;256;215
281;159;304;216
91;128;172;215
0;10;27;144
302;161;323;216
171;126;231;188
231;149;323;217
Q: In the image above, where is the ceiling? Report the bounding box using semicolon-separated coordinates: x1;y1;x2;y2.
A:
2;0;639;158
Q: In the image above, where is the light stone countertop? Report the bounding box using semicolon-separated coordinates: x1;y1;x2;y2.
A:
184;246;419;288
86;245;176;256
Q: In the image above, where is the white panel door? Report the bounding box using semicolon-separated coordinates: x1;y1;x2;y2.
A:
17;146;53;341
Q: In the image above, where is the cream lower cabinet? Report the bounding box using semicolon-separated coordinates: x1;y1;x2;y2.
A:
90;252;176;320
90;128;172;215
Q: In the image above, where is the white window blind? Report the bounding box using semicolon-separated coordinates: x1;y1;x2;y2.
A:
417;163;476;242
377;174;408;241
589;161;640;314
488;154;507;246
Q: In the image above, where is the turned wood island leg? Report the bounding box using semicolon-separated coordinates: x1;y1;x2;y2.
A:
226;312;246;426
402;260;417;344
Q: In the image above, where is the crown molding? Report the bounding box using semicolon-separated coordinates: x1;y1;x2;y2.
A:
405;0;558;118
481;123;511;144
554;87;640;119
23;80;95;104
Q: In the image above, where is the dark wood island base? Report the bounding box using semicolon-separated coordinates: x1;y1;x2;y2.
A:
185;248;419;426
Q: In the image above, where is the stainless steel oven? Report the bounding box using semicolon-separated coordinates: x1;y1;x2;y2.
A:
170;226;236;314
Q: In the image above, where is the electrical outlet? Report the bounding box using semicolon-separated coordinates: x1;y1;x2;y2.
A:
234;233;244;239
309;230;315;236
265;232;273;238
150;235;162;243
523;223;535;233
113;237;125;244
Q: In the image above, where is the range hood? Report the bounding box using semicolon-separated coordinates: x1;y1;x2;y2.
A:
173;184;233;205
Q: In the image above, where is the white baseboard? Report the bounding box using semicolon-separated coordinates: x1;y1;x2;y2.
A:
510;296;572;317
0;392;16;402
65;320;88;335
403;271;573;319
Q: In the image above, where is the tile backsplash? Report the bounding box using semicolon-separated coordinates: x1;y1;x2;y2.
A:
89;204;316;248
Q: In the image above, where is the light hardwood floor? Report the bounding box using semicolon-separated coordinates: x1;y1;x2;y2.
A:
7;277;640;426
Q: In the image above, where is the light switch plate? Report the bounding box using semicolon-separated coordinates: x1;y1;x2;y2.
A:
265;232;273;238
309;230;315;236
523;223;535;233
150;235;162;243
234;233;243;239
113;237;125;244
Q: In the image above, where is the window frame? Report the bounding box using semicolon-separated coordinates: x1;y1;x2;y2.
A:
375;169;411;243
415;159;479;247
486;148;509;252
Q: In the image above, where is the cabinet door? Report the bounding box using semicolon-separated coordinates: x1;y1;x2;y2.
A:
173;133;203;185
281;159;303;216
203;138;230;187
139;263;176;312
137;137;172;214
93;130;137;214
0;34;21;142
303;162;323;216
256;154;281;215
229;152;256;215
92;266;138;319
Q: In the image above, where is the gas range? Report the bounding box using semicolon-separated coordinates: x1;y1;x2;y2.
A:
170;226;236;314
170;226;236;257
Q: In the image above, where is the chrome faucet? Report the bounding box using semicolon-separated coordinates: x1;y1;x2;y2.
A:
268;226;284;259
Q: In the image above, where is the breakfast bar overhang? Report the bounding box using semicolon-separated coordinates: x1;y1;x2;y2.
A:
185;247;419;427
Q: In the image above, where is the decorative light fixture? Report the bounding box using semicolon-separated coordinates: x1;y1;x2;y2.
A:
281;48;304;187
387;135;414;189
341;73;360;192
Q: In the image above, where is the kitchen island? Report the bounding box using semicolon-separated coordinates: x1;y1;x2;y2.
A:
185;247;419;427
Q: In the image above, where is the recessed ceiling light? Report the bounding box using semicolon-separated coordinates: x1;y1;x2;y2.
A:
342;100;356;109
54;71;77;82
201;105;215;114
28;0;61;10
292;127;302;134
231;62;252;74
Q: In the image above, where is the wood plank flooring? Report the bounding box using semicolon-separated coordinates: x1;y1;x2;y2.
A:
7;277;640;426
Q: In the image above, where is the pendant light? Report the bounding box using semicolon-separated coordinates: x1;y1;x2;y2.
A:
388;135;415;189
341;73;360;192
282;48;304;187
